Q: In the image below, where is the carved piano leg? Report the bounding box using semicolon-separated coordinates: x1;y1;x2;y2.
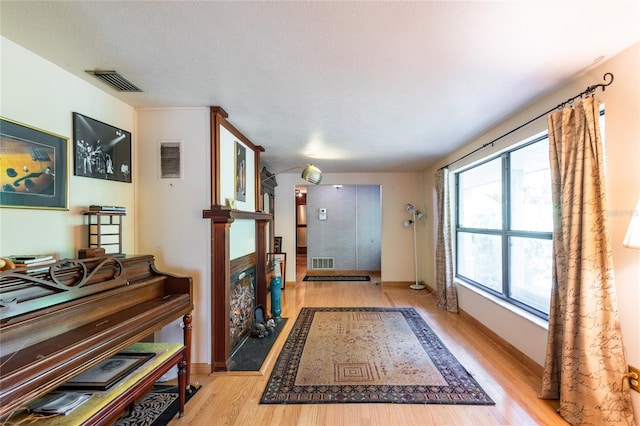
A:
182;313;192;391
177;358;187;418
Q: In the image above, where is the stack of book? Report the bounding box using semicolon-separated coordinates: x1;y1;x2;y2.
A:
89;205;126;213
8;255;57;268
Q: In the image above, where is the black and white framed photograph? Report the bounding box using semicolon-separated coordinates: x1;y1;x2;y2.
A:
273;236;282;253
73;112;131;183
59;352;154;391
159;140;183;179
0;117;68;210
235;141;246;201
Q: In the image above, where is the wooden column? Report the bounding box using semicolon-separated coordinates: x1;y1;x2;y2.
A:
255;218;269;311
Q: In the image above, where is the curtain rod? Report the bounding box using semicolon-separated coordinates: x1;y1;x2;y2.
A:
440;72;614;171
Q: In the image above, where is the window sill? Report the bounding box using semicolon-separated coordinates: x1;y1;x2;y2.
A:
455;279;549;331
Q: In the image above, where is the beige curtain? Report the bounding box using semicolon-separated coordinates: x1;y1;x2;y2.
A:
435;168;458;313
540;96;635;425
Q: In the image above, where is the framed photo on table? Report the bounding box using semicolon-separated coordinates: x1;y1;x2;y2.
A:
0;117;68;210
273;236;282;253
59;352;154;391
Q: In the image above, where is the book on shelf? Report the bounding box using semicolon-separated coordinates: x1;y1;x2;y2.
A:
89;205;126;213
7;255;55;266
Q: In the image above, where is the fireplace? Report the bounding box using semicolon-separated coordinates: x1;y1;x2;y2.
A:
229;266;255;351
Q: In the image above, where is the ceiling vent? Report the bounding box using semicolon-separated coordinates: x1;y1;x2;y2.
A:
85;70;143;92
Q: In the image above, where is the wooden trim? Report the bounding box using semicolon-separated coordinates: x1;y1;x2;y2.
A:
230;253;257;277
191;363;212;376
255;219;268;311
458;307;543;379
209;107;226;206
381;281;415;288
202;205;271;222
218;116;263;155
210;221;231;372
254;149;262;211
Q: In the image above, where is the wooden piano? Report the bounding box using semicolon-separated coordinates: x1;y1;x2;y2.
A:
0;254;193;423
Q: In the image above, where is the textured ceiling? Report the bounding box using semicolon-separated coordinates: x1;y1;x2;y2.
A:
1;1;638;174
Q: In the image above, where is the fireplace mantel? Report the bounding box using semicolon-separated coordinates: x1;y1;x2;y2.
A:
203;106;273;372
202;205;272;222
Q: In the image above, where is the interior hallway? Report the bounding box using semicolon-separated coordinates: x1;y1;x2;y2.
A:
170;257;566;425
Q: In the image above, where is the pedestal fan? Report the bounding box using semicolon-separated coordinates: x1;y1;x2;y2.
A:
403;203;425;290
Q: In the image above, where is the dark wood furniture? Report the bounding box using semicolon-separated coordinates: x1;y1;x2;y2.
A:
0;254;193;423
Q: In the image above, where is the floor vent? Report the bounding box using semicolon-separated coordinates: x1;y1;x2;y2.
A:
311;257;334;270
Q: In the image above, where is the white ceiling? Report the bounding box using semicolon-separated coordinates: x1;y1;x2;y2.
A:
1;1;638;174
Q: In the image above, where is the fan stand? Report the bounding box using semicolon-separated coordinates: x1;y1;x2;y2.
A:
407;206;426;291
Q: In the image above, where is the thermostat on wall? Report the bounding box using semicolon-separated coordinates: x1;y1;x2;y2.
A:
319;208;327;220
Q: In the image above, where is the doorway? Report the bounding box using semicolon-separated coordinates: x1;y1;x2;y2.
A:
295;187;307;256
295;184;382;281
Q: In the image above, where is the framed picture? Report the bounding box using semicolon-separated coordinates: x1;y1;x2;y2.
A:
159;140;182;180
0;117;68;210
235;141;246;201
73;112;132;183
59;352;154;391
273;236;282;253
267;252;287;289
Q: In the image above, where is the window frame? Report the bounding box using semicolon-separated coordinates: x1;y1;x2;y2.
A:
455;134;553;320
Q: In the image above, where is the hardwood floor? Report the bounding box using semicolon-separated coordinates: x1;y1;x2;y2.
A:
170;256;566;425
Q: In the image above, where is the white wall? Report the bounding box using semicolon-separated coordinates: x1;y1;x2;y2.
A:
424;43;640;412
274;172;426;284
135;108;211;365
0;37;136;259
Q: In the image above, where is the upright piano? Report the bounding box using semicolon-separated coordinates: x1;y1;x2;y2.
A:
0;254;193;423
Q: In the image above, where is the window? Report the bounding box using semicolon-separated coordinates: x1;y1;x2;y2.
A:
456;136;553;319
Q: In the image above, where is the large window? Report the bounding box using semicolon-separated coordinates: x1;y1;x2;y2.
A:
456;136;553;319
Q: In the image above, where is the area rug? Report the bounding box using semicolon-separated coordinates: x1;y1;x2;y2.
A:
303;275;371;281
261;307;494;405
114;384;201;426
229;318;288;371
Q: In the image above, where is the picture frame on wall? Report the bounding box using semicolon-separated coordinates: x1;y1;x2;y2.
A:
0;117;69;210
234;141;246;201
73;112;132;183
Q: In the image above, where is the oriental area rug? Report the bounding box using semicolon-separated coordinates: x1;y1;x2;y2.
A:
261;307;494;405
